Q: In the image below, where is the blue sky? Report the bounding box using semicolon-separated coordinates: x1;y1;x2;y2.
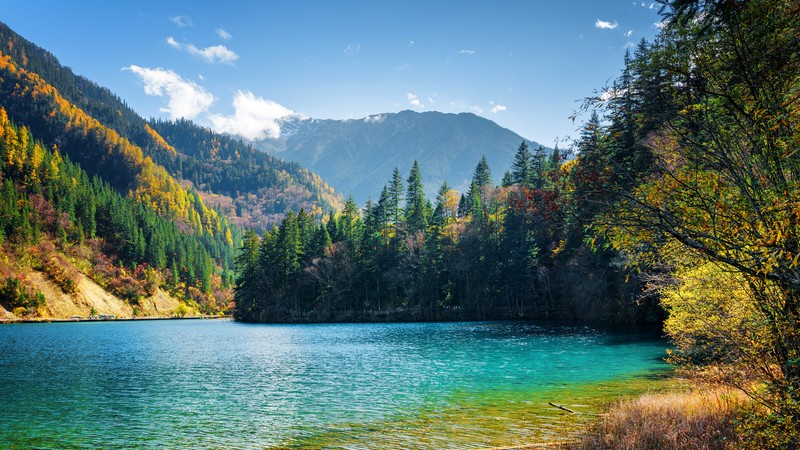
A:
2;1;664;146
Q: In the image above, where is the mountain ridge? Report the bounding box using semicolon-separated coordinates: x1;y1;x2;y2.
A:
255;110;550;203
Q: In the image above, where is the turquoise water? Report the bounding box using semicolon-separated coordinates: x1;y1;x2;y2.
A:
0;320;669;448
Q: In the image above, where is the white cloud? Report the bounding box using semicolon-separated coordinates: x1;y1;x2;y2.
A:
123;65;214;120
490;104;507;114
216;28;232;40
595;19;618;30
448;100;483;114
407;92;425;109
459;49;475;55
170;15;192;27
344;43;361;55
208;90;297;140
654;20;668;29
167;37;239;64
625;30;634;37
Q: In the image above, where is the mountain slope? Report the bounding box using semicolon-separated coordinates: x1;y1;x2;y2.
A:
0;21;342;228
256;110;550;203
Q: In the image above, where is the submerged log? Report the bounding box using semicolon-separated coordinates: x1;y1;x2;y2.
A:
548;402;576;413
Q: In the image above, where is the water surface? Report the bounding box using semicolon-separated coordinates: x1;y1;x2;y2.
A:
0;320;669;448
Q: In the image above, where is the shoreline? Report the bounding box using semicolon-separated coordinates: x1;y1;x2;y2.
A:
0;314;231;324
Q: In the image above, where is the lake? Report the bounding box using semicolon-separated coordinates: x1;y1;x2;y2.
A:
0;319;669;448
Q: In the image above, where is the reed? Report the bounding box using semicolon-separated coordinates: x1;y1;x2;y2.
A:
566;385;745;450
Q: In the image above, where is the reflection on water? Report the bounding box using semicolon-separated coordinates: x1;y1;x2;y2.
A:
0;319;669;448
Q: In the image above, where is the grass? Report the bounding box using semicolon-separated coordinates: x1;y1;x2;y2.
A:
565;383;746;450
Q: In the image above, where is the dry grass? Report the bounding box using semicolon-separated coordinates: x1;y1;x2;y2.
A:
566;385;746;450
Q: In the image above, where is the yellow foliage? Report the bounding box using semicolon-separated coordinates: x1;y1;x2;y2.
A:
144;123;177;155
0;50;225;236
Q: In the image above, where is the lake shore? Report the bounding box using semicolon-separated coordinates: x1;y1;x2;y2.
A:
0;314;229;324
561;379;745;450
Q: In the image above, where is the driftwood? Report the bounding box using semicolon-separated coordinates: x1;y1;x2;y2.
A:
548;402;576;413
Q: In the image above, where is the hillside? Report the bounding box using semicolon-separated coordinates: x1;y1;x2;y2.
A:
0;106;228;319
0;21;342;230
256;110;550;203
0;23;245;319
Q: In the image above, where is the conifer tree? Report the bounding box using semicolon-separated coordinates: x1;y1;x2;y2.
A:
510;142;531;186
404;161;428;233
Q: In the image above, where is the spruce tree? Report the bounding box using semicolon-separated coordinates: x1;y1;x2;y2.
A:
387;167;404;231
510;142;531;186
405;161;428;233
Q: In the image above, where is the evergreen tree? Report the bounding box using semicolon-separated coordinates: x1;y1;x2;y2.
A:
510;142;531;186
388;167;404;230
472;155;493;188
404;161;428;233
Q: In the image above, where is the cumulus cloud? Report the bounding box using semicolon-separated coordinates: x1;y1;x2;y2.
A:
123;65;214;120
595;19;618;30
407;93;425;109
208;90;297;140
170;15;193;27
459;49;475;55
167;37;239;65
490;104;507;114
625;29;634;37
216;28;232;40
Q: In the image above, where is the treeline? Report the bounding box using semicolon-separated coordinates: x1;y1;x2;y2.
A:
234;138;657;322
0;106;237;311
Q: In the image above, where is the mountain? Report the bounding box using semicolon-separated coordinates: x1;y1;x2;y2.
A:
255;110;550;203
0;21;338;319
0;21;342;231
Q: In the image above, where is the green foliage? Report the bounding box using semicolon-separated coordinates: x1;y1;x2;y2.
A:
579;0;800;442
234;151;601;323
0;107;236;311
0;276;45;312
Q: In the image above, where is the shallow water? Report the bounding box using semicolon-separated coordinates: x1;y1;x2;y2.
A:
0;319;669;448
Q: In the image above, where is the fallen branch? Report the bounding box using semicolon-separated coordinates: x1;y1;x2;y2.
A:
548;402;575;413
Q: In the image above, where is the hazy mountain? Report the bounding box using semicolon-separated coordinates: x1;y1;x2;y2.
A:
255;110;550;203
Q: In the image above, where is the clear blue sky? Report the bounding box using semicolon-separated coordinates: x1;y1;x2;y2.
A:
2;1;664;146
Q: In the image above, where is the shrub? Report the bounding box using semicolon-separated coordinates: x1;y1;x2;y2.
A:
174;303;190;317
0;275;46;312
43;254;79;293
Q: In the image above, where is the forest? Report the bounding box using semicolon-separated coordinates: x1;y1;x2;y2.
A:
0;106;237;314
236;0;799;444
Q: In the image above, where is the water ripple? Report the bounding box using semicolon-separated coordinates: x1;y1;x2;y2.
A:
0;320;668;448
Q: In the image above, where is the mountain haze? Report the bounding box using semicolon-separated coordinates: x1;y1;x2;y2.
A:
256;110;550;203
